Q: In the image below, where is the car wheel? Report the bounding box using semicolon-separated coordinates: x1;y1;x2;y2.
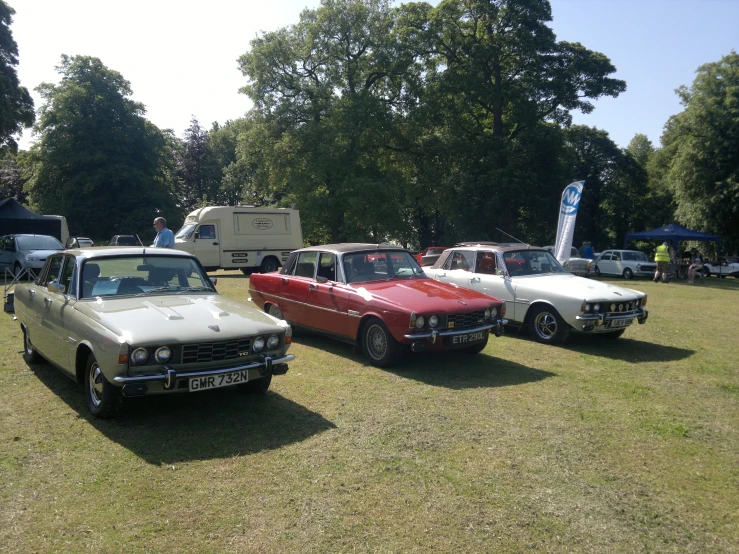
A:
22;326;42;363
622;268;633;279
266;303;283;320
260;257;279;273
240;268;252;276
464;334;489;354
594;265;601;277
528;305;569;345
85;353;123;419
361;318;401;367
238;374;272;394
601;329;626;339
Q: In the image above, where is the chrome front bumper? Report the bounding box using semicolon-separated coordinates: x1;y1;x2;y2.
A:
404;319;508;344
113;354;295;391
575;309;648;331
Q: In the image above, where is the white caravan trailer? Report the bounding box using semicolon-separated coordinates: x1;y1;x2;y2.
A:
174;206;303;273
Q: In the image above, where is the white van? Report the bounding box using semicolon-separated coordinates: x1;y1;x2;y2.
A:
174;206;303;273
46;215;69;244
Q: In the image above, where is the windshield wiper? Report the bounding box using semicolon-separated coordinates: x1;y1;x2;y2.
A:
141;285;183;294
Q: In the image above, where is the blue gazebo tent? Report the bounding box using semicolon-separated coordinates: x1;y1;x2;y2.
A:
623;223;721;257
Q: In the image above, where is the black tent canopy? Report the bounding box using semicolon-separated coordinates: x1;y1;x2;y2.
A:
0;198;62;240
624;223;721;256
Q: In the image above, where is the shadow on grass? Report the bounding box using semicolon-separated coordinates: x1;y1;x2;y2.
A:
27;361;335;464
295;332;555;389
504;330;695;363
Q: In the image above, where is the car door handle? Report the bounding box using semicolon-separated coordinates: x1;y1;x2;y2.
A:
44;297;53;304
29;289;36;296
281;278;288;284
470;277;480;283
438;272;446;277
212;242;219;246
308;283;317;290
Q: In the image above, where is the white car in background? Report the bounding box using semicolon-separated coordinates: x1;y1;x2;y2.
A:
594;249;656;279
543;245;593;277
427;244;648;344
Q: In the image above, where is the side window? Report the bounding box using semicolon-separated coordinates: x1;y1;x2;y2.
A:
293;251;317;278
59;257;76;296
612;252;621;261
447;250;474;272
317;253;337;281
476;251;497;274
198;225;216;240
601;253;612;261
40;256;64;287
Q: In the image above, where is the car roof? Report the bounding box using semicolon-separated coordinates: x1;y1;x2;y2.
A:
62;247;193;259
448;243;548;253
296;243;409;254
3;233;59;238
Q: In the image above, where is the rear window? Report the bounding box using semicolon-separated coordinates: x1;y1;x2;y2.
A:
116;236;138;246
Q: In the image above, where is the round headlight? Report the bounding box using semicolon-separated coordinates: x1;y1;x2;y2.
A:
610;303;616;312
491;307;498;318
484;308;491;319
584;303;591;312
635;299;641;307
131;347;149;365
155;346;172;363
253;336;265;353
428;315;438;328
594;303;600;312
267;334;280;350
415;316;425;329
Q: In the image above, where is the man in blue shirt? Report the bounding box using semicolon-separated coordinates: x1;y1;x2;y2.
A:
152;217;175;248
583;241;594;259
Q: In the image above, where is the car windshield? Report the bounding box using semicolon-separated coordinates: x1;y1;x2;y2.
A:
175;223;196;239
503;250;566;276
343;251;424;283
80;255;215;299
16;235;64;251
623;251;648;261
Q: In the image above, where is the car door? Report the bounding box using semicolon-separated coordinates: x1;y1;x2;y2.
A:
303;252;350;336
192;223;221;268
32;255;65;361
278;250;318;326
41;255;77;370
609;251;624;276
598;251;613;275
436;250;476;288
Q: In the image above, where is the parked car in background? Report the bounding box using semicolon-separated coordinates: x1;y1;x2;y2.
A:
65;237;94;249
416;246;450;267
426;244;648;344
701;258;739;278
594;249;656;279
14;247;294;418
108;235;141;247
249;243;507;367
543;245;593;277
0;234;65;276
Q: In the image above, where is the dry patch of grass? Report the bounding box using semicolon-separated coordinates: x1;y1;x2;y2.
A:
1;274;738;552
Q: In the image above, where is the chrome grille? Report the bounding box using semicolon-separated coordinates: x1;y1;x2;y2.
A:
181;338;251;364
447;311;486;330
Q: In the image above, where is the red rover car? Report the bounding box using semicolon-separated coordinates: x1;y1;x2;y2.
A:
248;244;507;367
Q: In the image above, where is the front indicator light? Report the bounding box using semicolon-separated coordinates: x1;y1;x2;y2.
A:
253;337;265;353
131;347;149;365
642;296;647;307
500;303;506;318
428;316;438;328
155;346;172;363
267;334;280;350
284;335;292;345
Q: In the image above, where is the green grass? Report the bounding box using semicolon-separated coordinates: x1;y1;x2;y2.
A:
1;275;738;552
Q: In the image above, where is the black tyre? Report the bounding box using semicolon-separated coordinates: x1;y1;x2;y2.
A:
594;265;601;277
361;318;402;367
260;257;279;274
267;303;283;320
528;305;570;345
240;268;252;276
238;374;272;394
85;353;123;419
601;329;626;339
22;326;42;364
622;268;633;279
464;334;489;354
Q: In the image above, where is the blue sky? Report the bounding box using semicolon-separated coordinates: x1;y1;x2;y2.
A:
10;0;739;150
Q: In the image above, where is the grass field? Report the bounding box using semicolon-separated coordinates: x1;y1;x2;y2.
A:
1;274;738;553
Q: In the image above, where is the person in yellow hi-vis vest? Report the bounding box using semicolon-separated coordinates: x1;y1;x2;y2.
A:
654;241;671;283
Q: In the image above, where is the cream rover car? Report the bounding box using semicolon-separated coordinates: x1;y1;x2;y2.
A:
14;247;294;418
426;244;648;344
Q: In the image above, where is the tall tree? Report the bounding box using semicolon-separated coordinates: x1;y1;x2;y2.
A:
27;55;179;239
659;51;739;252
0;1;33;153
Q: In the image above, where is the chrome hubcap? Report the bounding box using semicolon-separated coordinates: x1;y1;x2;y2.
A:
534;312;558;340
366;324;387;360
268;305;283;320
89;363;104;407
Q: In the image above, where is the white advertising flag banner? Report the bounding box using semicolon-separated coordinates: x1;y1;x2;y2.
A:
553;181;585;263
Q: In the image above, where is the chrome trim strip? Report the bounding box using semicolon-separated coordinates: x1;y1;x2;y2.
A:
576;309;647;322
113;354;295;384
404;320;507;340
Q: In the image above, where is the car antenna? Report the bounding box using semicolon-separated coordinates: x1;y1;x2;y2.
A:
136;234;144;247
495;227;530;247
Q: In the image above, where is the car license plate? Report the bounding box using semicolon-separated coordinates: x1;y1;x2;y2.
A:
609;318;633;329
451;330;488;345
189;370;249;392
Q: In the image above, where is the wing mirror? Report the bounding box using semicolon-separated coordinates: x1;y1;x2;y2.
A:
210;277;218;288
316;276;328;284
48;282;66;294
496;268;505;276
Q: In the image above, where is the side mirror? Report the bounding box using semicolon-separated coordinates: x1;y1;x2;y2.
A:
48;282;66;294
495;268;505;276
316;276;328;284
194;231;200;240
211;277;218;287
